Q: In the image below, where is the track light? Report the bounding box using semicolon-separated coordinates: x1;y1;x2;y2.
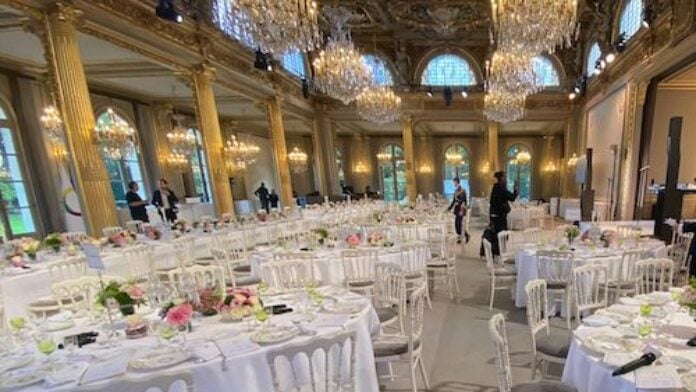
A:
460;90;468;98
568;92;577;100
254;49;272;71
426;87;433;97
443;86;453;106
614;33;627;53
156;0;183;23
605;53;616;64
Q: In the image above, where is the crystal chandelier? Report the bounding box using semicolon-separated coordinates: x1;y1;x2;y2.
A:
94;107;136;160
356;86;402;125
376;151;392;165
167;116;196;156
233;0;322;54
223;134;260;173
490;0;578;54
288;146;308;174
484;88;526;123
485;50;539;97
516;151;532;165
167;152;189;171
40;105;64;144
543;160;558;172
313;6;372;104
353;161;369;175
445;150;464;166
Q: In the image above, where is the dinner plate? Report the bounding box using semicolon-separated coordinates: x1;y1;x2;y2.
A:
45;319;76;332
582;314;619;327
251;326;300;345
583;335;642;355
129;348;191;371
0;367;48;389
0;355;34;374
322;300;366;314
683;372;696;392
596;309;632;324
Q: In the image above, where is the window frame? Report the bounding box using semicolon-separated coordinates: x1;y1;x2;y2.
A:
618;0;644;41
531;55;561;88
362;54;395;86
379;144;407;202
281;50;308;80
586;42;602;76
189;128;213;204
420;54;477;87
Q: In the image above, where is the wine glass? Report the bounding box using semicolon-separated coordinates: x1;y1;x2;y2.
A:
254;307;269;328
158;324;178;346
34;333;57;368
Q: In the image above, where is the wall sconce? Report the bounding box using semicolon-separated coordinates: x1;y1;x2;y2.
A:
479;161;491;174
567;153;579;167
52;144;68;161
542;161;559;173
353;161;369;175
417;164;433;174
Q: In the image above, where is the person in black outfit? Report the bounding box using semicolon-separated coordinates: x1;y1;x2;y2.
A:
152;178;179;223
681;221;696;277
255;182;270;212
269;189;279;210
447;177;470;244
125;181;149;222
489;171;518;234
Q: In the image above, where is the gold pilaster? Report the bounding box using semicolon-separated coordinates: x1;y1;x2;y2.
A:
45;4;118;236
190;64;234;217
310;117;328;196
487;121;500;174
401;116;417;202
267;96;294;206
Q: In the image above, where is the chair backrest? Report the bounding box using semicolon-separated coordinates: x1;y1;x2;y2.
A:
573;264;608;318
525;279;549;340
399;243;428;274
260;259;314;290
173;236;196;267
617;225;641;239
80;371;194;392
374;263;405;310
482;238;497;273
497;231;514;256
125;220;144;234
186;264;226;291
522;228;542;244
408;285;427;350
489;313;513;392
341;249;377;284
617;249;643;283
398;224;419;242
123;245;154;281
635;258;673;294
536;250;574;285
266;330;356;392
102;226;123;238
47;255;87;282
210;246;247;287
52;276;117;313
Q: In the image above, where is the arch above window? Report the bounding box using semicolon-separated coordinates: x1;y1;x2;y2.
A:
619;0;643;40
281;50;307;79
532;56;560;87
586;42;601;76
420;54;477;86
362;54;394;86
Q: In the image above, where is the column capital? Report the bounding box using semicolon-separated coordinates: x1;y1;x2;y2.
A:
192;63;216;80
47;2;83;27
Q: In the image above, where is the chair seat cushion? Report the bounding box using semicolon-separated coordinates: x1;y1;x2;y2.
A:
427;261;448;268
375;306;398;323
512;380;576;392
29;294;85;308
536;329;571;358
547;282;568;290
348;280;374;288
233;265;252;274
373;337;419;357
404;271;424;280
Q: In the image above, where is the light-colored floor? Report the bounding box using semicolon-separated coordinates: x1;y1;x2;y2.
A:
382;218;561;391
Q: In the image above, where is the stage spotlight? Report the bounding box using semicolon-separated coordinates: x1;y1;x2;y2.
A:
568;92;577;100
156;0;183;23
254;49;271;71
614;33;627;53
605;53;616;64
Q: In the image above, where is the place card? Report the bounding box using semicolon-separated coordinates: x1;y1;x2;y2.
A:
79;354;130;385
635;365;682;389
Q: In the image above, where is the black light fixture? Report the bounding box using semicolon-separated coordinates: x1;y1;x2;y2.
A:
571;75;587;100
642;5;654;28
254;49;272;71
301;78;310;99
426;87;433;97
155;0;183;23
443;86;453;106
460;90;468;98
605;33;627;64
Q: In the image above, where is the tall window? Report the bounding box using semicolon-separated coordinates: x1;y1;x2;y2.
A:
189;128;213;203
362;54;394;86
619;0;643;40
212;0;256;49
379;144;407;202
0;103;35;237
97;111;146;208
281;50;307;79
505;144;532;200
586;42;601;75
532;56;560;87
443;144;470;199
336;148;345;183
421;54;477;86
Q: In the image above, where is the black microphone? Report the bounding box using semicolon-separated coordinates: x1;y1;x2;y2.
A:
687;336;696;347
611;353;658;376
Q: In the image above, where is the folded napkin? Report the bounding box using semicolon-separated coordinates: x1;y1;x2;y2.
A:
635;365;682;389
44;361;89;388
603;352;642;369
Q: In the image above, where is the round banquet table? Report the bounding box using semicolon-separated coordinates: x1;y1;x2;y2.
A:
13;289;381;392
514;239;666;308
561;292;696;392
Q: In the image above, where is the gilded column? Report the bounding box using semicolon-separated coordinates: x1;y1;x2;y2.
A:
310;117;328;196
416;134;435;196
191;64;234;217
45;4;118;236
267;96;294;206
401;116;417;202
319;113;340;196
487;121;500;173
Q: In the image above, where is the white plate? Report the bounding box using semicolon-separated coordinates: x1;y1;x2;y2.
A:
683;372;696;392
584;335;642;355
0;367;48;389
322;301;365;314
0;355;34;374
45;319;76;332
582;315;619;327
129;348;191;371
596;309;632;324
251;326;300;345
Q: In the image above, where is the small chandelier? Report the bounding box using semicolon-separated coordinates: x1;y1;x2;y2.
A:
484;88;526;123
543;161;558;173
225;159;248;174
94;107;136;160
167;152;189;171
376;151;392;165
491;0;578;54
40;105;64;144
445;150;464;166
288;146;308;174
223;134;260;173
233;0;322;54
485;50;539;97
353;161;369;175
167;116;196;156
312;6;372;104
417;163;433;174
516;151;532;165
356;86;402;125
480;161;491;174
567;153;579;167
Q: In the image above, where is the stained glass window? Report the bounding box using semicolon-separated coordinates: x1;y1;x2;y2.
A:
532;56;560;87
620;0;643;40
421;54;476;86
281;50;307;79
362;54;394;86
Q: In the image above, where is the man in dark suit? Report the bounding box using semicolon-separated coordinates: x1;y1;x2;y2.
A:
447;177;470;244
489;171;518;234
152;178;179;223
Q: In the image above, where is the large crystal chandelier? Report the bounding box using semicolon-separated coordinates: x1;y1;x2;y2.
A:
313;6;372;104
233;0;322;54
377;151;392;165
445;150;464;166
167;115;196;156
356;86;402;125
223;134;260;173
490;0;578;54
288;146;308;174
167;152;189;171
484;88;526;123
94;107;136;160
485;50;539;97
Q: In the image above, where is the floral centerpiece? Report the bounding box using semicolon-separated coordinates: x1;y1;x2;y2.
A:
96;280;145;316
195;287;224;316
679;278;696;312
345;233;361;248
372;212;384;224
108;230;136;247
564;225;580;245
6;238;41;263
144;226;161;241
160;299;194;330
125;314;148;339
312;228;329;245
256;210;268;222
600;230;618;248
43;233;65;253
171;219;190;233
217;287;261;321
367;231;386;247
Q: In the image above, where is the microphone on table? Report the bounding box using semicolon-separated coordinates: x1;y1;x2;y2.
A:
611;352;659;376
687;336;696;347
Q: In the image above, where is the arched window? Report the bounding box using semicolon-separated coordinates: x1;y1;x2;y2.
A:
281;50;307;79
336;148;345;183
0;103;36;237
97;110;146;208
586;42;601;75
421;54;477;86
443;144;470;199
619;0;643;40
212;0;256;49
362;54;394;86
532;56;560;87
505;144;532;200
189;128;213;203
379;144;407;202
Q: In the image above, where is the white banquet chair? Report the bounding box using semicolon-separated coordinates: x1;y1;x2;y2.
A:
668;232;694;286
123;245;154;283
373;285;430;392
525;279;570;380
28;256;88;317
78;371;194;392
400;243;432;309
266;330;356;392
607;249;641;303
172;236;196;268
427;234;460;301
51;276;121;314
572;264;608;326
210;247;259;287
489;313;576;392
497;230;517;265
260;259;315;290
341;249;377;297
635;258;674;294
536;250;575;330
102;226;123;238
374;263;406;333
483;238;516;311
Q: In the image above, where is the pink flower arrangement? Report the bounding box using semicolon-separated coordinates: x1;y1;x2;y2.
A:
680;278;696;311
346;233;361;248
217;287;260;315
145;227;161;240
367;232;385;247
9;255;25;268
123;283;145;302
108;230;136;247
165;303;193;327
